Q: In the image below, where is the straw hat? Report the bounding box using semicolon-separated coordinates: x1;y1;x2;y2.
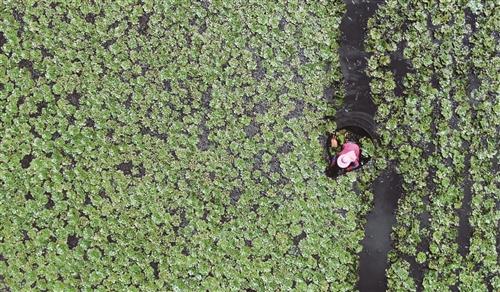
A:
337;150;357;168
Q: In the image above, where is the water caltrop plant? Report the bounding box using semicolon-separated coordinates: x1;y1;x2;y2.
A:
367;0;499;290
0;1;372;290
0;0;498;291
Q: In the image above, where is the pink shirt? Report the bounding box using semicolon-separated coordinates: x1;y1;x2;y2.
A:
338;142;360;169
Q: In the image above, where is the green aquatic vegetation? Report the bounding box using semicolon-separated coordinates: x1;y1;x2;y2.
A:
359;137;375;158
336;129;347;145
0;0;498;290
367;0;499;290
0;1;384;291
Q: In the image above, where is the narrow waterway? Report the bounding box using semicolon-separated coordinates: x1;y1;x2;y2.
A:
358;170;402;292
337;0;380;117
456;7;476;259
337;1;403;291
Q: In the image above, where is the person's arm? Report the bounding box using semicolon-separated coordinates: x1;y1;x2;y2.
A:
330;136;338;148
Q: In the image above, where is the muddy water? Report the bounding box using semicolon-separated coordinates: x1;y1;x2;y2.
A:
337;0;404;291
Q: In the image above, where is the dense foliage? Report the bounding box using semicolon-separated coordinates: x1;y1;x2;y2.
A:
0;0;497;291
367;0;499;290
0;1;377;290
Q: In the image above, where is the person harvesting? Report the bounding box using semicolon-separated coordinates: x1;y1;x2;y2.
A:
329;131;361;172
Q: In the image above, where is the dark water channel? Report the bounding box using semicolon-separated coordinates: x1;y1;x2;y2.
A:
337;0;403;291
358;170;402;292
337;0;380;117
456;7;476;260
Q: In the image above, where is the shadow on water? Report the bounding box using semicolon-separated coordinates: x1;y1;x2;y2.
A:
358;169;402;292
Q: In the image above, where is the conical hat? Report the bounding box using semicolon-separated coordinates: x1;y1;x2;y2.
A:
337;150;357;168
